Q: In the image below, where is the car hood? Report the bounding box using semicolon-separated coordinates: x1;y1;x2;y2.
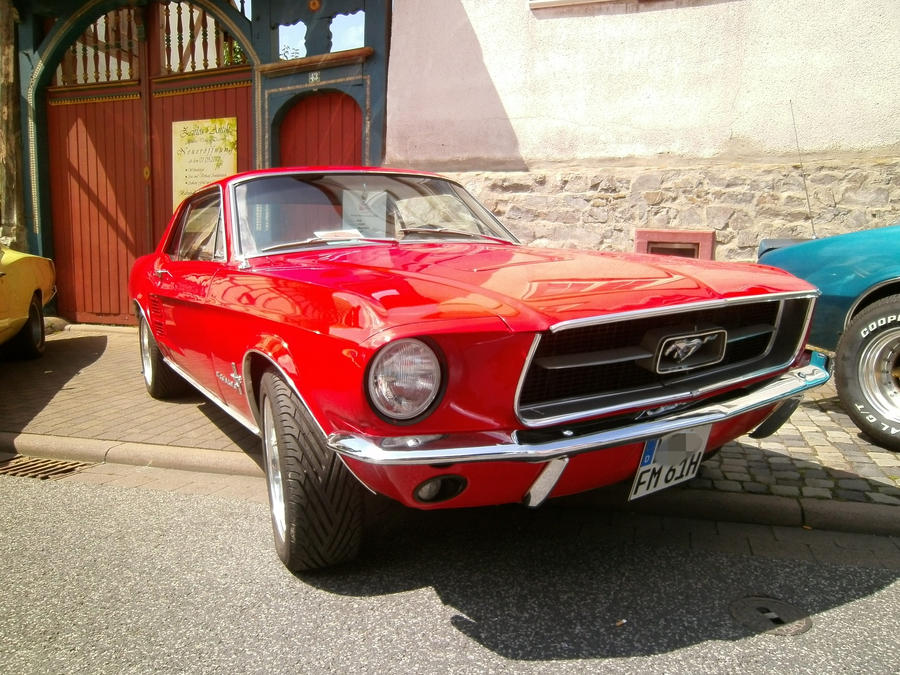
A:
758;224;900;281
258;242;815;334
757;223;900;350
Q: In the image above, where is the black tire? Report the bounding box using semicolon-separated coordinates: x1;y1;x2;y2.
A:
9;294;45;359
138;314;189;399
259;371;363;571
835;295;900;452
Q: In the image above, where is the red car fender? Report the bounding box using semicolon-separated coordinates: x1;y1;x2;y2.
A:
240;333;319;432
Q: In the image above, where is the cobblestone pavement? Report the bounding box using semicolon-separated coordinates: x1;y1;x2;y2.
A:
1;326;899;511
694;385;900;506
0;326;258;455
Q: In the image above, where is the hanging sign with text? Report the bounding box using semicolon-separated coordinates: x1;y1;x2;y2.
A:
172;117;237;210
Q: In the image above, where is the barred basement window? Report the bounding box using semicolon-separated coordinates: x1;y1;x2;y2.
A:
635;229;716;260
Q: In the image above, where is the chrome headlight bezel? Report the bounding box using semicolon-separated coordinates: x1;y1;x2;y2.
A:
366;338;444;423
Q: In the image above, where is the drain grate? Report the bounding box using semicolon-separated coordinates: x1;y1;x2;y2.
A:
730;596;812;636
0;455;94;480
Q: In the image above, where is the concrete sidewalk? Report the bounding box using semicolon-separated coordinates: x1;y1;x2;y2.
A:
1;324;898;536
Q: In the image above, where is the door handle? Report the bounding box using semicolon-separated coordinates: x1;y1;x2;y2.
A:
154;268;173;279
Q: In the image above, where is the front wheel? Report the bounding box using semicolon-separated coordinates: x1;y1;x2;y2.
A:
259;371;363;571
835;295;900;452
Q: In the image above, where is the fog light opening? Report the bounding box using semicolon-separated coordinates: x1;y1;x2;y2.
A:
413;475;467;504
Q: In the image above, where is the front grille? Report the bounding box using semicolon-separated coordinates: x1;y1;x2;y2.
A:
517;295;814;426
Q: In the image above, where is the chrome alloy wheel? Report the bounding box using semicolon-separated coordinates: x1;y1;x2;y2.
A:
139;319;154;388
858;327;900;422
262;396;287;542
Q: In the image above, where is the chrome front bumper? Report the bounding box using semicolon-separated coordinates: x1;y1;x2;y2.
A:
328;356;830;467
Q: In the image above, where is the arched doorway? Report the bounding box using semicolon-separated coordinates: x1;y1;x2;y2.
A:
45;2;253;324
277;91;362;167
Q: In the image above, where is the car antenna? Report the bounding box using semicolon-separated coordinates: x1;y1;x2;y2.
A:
790;99;817;238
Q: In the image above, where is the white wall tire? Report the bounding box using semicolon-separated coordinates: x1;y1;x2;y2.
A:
835;295;900;452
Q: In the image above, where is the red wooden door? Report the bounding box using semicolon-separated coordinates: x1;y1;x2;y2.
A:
45;3;251;325
148;72;253;246
47;82;148;324
278;91;362;167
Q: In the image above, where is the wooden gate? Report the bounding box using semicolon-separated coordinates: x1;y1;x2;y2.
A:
47;77;146;324
277;91;362;167
46;3;251;324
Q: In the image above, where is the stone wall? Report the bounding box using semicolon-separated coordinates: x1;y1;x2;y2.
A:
451;157;900;261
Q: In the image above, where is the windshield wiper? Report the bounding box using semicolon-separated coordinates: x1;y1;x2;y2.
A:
399;226;510;243
260;236;395;253
260;238;329;253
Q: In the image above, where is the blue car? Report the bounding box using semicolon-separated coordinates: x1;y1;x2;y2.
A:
758;224;900;451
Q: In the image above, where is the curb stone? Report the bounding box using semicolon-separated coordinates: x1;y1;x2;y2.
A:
5;430;895;537
0;432;264;478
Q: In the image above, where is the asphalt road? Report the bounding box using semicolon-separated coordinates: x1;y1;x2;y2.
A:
1;474;898;674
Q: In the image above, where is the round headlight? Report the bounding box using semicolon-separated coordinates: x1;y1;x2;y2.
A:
367;339;442;421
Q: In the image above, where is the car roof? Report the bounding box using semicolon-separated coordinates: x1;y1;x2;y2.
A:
213;166;448;189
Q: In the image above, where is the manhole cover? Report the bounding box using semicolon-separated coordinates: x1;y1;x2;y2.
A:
0;455;94;480
730;596;812;636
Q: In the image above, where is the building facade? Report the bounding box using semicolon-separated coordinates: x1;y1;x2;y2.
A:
8;0;389;323
3;0;898;324
386;0;900;260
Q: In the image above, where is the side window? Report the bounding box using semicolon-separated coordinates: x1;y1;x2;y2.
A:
166;191;224;261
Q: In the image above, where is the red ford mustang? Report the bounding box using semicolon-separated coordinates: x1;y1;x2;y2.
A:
130;168;829;571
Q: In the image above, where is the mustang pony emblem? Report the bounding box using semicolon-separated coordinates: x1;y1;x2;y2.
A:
664;335;717;363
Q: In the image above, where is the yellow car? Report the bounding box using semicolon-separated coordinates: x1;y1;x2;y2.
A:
0;243;56;358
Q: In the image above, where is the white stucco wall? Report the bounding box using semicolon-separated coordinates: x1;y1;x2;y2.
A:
385;0;900;169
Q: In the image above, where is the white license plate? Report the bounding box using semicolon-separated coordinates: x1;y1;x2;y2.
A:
628;425;711;500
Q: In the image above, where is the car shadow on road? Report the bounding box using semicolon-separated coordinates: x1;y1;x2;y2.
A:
149;390;261;460
195;398;261;456
140;384;262;465
0;334;107;430
300;500;896;660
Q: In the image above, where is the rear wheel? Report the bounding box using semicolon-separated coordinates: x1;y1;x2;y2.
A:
835;295;900;452
138;314;188;399
260;371;363;571
10;294;45;359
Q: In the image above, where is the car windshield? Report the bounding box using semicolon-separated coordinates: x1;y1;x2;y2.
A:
232;173;518;256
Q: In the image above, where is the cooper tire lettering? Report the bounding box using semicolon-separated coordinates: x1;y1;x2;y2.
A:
836;295;900;452
862;314;900;338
